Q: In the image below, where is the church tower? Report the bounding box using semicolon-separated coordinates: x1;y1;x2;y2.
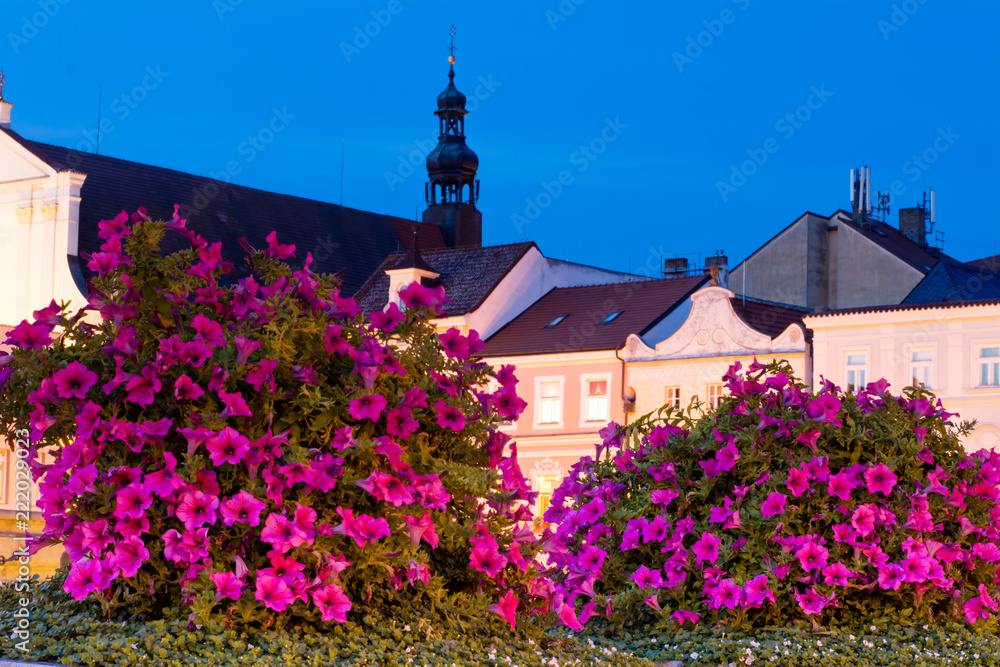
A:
422;28;482;248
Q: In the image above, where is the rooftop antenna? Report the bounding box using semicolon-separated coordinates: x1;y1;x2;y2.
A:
448;24;456;64
339;139;344;206
95;82;103;155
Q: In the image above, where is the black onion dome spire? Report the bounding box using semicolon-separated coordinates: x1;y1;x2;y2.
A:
422;26;483;249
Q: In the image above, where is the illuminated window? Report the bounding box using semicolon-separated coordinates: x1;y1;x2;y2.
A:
909;349;933;388
707;384;724;410
665;386;681;410
538;381;562;425
845;352;867;392
978;346;1000;387
584;379;608;422
536;474;561;519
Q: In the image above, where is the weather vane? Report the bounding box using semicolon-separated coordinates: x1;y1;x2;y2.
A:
448;24;456;64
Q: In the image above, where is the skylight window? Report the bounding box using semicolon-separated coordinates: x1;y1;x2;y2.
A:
544;314;569;329
600;311;624;324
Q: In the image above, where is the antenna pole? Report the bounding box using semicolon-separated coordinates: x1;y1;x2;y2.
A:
96;82;103;155
339;139;344;206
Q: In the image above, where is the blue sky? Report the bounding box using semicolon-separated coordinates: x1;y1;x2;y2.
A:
5;0;998;274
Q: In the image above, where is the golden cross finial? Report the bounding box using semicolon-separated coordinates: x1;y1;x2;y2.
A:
0;68;6;103
448;25;456;64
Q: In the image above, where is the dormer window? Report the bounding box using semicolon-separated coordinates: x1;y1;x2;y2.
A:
544;315;568;329
600;311;624;324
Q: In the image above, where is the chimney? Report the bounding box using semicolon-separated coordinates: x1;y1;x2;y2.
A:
0;101;11;130
899;207;926;246
663;257;689;277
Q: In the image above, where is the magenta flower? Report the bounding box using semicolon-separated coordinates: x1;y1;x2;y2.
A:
234;336;262;365
261;512;311;553
414;474;451;510
795;541;829;571
631;565;663;588
246;359;278;392
206;426;251;466
558;603;585;631
804;393;843;426
370;302;405;332
64;559;105;600
52;362;98;400
439;327;471;359
972;542;1000;562
191;312;226;348
470;544;508;578
113;483;152;521
864;463;898;496
964;595;992;624
693;531;722;565
670;609;701;625
218;390;252;419
255;574;295;612
350;514;391;546
715;441;740;472
313;583;352;622
487;590;519;630
4;320;53;349
744;574;775;607
794;588;829;615
650;488;679;506
386;407;419;440
822;562;856;586
330;426;358;452
174;374;204;400
877;562;906;590
851;504;877;536
403;511;439;549
210;571;244;601
643;594;662;612
710;578;744;609
786;468;811;497
220;490;266;527
827;471;857;500
124;365;162;407
433;400;466;432
760;491;787;517
348;394;387;421
110;536;149;578
162;529;189;563
175;490;220;530
795;429;822;452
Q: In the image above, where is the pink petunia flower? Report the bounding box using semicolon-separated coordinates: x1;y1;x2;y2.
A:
693;531;722;565
851;504;877;536
349;514;391;547
255;574;295;612
5;320;54;350
827;471;857;501
864;463;898;496
795;541;829;571
761;492;787;517
710;578;744;609
246;359;278;393
174;374;205;401
822;562;856;586
348;394;387;421
386;407;419;440
313;583;352;622
403;511;439;549
631;565;664;589
206;426;251;466
786;468;811;497
175;490;220;530
370;302;405;332
52;361;98;400
433;400;466;432
877;562;906;590
110;536;149;578
487;590;519;630
218;390;253;419
211;571;245;601
113;483;152;521
64;559;105;600
793;588;829;615
124;365;162;407
670;609;700;625
744;574;775;607
261;512;311;553
439;327;471;359
470;544;508;578
220;490;266;527
558;603;585;631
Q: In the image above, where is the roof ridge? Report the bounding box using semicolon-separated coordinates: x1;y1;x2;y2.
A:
729;294;813;312
805;299;1000;318
547;274;707;291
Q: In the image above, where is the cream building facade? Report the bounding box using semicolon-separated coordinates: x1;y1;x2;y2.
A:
804;300;1000;453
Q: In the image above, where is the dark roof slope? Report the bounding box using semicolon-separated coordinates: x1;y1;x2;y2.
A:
968;254;1000;272
3;130;445;295
730;296;812;340
903;260;1000;303
805;299;1000;318
481;276;707;356
354;242;537;317
837;213;952;273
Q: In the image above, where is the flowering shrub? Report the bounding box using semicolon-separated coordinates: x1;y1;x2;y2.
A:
0;208;543;631
543;360;1000;631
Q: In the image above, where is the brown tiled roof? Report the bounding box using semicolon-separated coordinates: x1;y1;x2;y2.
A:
836;213;952;273
968;254;1000;272
2;129;446;295
730;296;811;340
803;299;1000;319
481;275;707;356
354;242;537;317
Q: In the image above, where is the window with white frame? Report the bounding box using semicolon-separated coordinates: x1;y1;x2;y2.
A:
909;349;933;389
537;379;563;425
536;474;561;519
583;377;609;422
665;386;681;411
978;345;1000;387
845;352;868;393
707;384;724;410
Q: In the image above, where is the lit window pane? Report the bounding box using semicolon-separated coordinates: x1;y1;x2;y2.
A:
981;347;1000;358
847;354;866;365
911;350;932;362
